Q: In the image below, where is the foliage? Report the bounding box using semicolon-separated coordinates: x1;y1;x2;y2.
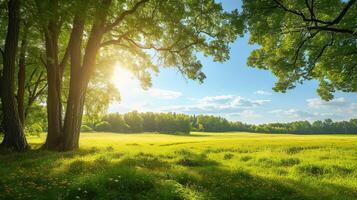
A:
252;119;357;134
24;104;47;131
87;112;357;134
95;121;112;132
16;0;244;150
100;0;244;88
80;125;94;133
241;0;357;100
94;111;191;134
123;111;144;133
1;132;357;199
83;63;121;129
24;122;43;137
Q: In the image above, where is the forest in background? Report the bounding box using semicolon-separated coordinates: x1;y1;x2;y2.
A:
78;111;357;134
3;107;357;136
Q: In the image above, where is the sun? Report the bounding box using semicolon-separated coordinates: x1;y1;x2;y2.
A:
111;63;140;96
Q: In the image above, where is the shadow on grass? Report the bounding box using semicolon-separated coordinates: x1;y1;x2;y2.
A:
0;149;356;200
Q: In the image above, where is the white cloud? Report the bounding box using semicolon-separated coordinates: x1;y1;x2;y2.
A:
230;97;270;107
156;95;270;115
254;90;272;96
148;88;182;99
306;97;347;108
226;110;261;119
305;97;357;119
269;106;354;122
201;95;234;104
270;109;316;119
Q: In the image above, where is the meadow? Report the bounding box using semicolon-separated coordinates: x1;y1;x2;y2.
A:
1;132;357;200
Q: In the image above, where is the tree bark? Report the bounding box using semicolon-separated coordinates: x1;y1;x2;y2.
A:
60;7;108;151
0;0;28;151
17;27;28;126
61;80;87;151
42;21;63;150
60;16;85;151
41;0;111;151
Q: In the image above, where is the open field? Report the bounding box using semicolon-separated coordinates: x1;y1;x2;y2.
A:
1;132;357;200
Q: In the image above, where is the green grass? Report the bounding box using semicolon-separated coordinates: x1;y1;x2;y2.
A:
1;132;357;199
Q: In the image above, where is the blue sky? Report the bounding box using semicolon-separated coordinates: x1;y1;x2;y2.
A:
108;1;357;124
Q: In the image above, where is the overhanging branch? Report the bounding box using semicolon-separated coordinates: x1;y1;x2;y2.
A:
330;0;356;25
105;0;149;32
307;26;356;36
273;0;357;36
123;36;199;53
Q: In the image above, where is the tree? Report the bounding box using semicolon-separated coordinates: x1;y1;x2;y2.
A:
242;0;357;100
34;0;242;151
83;64;120;129
124;111;143;132
0;0;28;151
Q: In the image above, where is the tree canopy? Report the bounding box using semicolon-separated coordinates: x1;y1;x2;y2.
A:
30;0;243;150
242;0;357;100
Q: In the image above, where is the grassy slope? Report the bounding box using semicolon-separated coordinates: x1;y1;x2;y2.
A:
1;132;357;200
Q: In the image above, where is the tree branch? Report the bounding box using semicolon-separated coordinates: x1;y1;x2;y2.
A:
305;0;315;21
330;0;356;25
274;0;356;27
0;47;4;57
306;34;335;75
123;36;199;53
40;56;48;69
307;26;356;36
59;43;71;74
313;35;334;66
100;32;131;47
273;0;309;21
105;0;149;32
292;30;320;67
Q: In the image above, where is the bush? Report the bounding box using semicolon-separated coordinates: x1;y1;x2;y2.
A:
95;121;111;132
25;123;43;136
81;125;93;132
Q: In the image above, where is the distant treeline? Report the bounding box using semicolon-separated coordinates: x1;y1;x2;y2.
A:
84;112;191;134
82;111;357;134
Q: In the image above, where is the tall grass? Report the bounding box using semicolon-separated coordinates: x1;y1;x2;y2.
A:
1;132;357;199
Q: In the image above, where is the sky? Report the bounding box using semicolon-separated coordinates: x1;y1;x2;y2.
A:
108;1;357;124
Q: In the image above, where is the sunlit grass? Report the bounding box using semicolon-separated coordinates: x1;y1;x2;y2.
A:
1;132;357;199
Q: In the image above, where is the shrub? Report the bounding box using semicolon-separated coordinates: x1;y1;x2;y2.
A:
95;121;111;132
297;165;327;176
286;146;304;154
25;123;43;136
240;156;253;162
224;153;234;160
279;158;300;166
81;125;93;132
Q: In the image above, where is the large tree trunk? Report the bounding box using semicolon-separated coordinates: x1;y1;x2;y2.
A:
61;81;87;151
0;0;28;151
60;16;85;151
42;0;110;151
42;21;63;150
60;14;106;151
17;27;28;126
